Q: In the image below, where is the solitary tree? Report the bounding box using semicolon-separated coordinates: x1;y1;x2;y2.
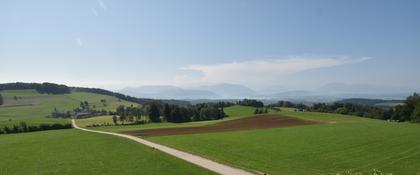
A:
119;115;126;124
112;115;118;125
116;105;126;117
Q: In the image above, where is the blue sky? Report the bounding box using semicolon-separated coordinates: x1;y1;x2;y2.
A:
1;0;419;91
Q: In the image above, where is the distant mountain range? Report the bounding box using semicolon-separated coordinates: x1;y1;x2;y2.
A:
120;82;418;102
120;85;218;99
120;83;259;99
196;83;257;99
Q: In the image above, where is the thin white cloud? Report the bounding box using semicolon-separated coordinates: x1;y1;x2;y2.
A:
179;56;371;86
97;0;107;10
91;8;98;16
76;38;83;47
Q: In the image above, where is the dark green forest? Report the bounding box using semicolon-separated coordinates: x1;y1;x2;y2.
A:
114;102;230;124
0;82;70;94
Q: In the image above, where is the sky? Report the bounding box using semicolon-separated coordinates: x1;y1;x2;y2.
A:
1;0;419;91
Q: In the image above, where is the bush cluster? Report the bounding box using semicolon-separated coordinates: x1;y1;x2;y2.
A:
254;108;269;114
270;93;420;123
0;122;72;135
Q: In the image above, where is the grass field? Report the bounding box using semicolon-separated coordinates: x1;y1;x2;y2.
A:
224;105;257;117
0;90;136;128
0;129;214;175
76;105;257;132
149;110;420;175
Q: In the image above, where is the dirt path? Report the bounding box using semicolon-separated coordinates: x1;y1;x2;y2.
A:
71;119;255;175
122;115;319;137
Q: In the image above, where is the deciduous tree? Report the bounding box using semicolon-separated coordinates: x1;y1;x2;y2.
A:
0;93;3;105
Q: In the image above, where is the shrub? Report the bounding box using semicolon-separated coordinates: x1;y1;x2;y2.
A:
1;123;72;135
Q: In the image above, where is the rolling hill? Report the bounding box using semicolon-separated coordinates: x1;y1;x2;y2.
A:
0;89;137;128
335;98;404;107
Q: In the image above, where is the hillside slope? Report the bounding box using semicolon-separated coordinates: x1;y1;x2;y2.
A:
0;89;136;128
336;98;403;107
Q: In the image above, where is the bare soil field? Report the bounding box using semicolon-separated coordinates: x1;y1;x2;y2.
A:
122;115;320;137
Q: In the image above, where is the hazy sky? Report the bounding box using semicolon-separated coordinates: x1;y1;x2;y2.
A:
1;0;419;91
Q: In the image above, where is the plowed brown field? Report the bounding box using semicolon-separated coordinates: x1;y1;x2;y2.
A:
122;115;320;137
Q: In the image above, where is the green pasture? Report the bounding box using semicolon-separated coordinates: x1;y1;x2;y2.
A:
224;105;257;117
149;110;420;175
0;90;136;128
0;129;214;175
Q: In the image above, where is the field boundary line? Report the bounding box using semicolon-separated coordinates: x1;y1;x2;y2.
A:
72;119;256;175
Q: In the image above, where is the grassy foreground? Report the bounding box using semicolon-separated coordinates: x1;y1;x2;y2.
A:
0;129;214;175
149;110;420;175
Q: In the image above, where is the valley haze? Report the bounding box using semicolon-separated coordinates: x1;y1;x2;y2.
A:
120;83;417;102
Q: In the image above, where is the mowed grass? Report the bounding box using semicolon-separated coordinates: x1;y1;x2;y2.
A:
149;110;420;175
276;108;366;123
0;90;136;128
224;105;256;117
0;129;214;175
77;105;257;132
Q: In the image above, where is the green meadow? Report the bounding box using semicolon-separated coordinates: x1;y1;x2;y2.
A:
0;90;136;128
0;129;214;175
149;109;420;175
223;105;257;117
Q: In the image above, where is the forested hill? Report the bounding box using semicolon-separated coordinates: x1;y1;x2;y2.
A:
0;82;70;94
0;82;189;105
71;87;189;105
335;98;403;106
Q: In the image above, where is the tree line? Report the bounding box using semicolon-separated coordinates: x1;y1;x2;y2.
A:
270;93;420;123
112;102;230;125
0;82;189;105
237;99;264;108
309;103;390;119
36;82;70;94
0;122;72;135
163;103;227;123
50;100;230;126
272;101;296;108
115;105;145;124
0;82;70;94
272;101;308;111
